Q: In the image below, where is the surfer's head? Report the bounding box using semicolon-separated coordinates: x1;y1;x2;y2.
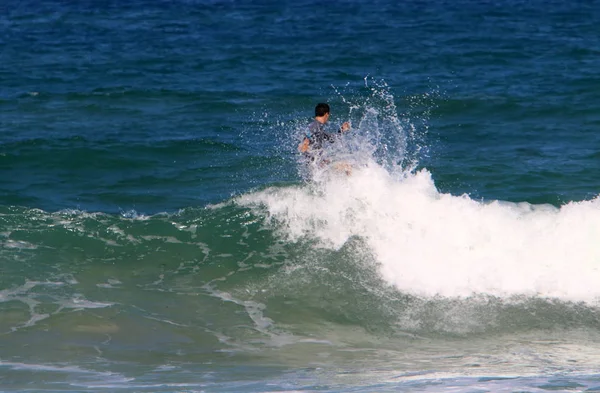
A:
315;103;330;118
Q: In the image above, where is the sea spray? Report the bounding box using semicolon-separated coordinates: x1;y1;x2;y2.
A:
292;79;428;181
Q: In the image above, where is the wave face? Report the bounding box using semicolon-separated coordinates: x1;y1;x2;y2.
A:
4;182;600;391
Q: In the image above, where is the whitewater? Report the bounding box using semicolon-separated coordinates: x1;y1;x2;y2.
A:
238;85;600;305
239;164;600;302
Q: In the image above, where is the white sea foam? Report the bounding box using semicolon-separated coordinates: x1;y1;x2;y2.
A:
0;360;129;380
237;161;600;303
0;281;113;331
2;239;38;250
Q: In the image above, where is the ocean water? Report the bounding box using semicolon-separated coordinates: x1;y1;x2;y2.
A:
2;0;600;391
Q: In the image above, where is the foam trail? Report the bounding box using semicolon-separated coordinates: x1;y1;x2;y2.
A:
238;159;600;303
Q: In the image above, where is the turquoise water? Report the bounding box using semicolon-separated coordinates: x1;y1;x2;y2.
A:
3;1;600;391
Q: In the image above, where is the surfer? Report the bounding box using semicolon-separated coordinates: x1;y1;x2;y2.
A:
298;103;350;166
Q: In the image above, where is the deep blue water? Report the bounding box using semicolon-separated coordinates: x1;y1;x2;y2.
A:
3;1;600;392
3;0;600;213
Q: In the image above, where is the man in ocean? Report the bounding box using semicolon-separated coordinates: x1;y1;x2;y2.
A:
298;103;350;165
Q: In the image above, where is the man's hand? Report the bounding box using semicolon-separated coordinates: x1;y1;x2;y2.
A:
341;122;351;132
298;137;310;153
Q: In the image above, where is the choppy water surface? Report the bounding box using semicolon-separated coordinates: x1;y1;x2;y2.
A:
3;0;600;391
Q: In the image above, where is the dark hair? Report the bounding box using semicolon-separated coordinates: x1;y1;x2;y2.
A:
315;103;330;117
